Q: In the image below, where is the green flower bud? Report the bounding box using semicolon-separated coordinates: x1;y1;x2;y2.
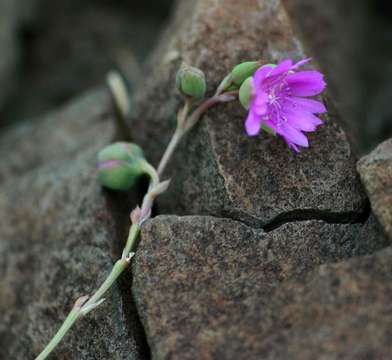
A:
239;77;254;110
231;61;261;86
97;142;146;190
176;64;206;100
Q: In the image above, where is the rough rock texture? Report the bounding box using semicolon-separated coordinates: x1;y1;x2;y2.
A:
1;0;391;359
130;0;367;228
133;215;390;359
0;89;148;359
358;138;392;240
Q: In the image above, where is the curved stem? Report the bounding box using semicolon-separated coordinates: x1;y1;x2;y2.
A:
157;128;183;177
184;92;237;133
34;90;238;360
140;160;160;188
84;258;130;307
122;223;141;259
35;297;88;360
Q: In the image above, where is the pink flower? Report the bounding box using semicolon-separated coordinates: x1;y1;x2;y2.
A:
245;58;327;152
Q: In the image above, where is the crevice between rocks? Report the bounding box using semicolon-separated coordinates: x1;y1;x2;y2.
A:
214;198;371;234
103;182;152;360
262;199;371;232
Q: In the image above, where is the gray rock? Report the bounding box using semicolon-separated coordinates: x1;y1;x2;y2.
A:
0;89;148;359
0;0;387;359
133;215;389;359
130;0;367;227
0;0;171;124
358;138;392;240
0;0;38;110
0;88;112;184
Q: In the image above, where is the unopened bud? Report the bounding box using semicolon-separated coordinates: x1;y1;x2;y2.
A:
239;77;254;110
176;64;206;100
231;61;261;87
97;142;146;190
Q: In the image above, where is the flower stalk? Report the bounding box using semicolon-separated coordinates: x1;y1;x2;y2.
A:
35;78;238;360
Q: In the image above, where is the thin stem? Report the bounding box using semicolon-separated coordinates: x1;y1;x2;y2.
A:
34;224;140;360
122;223;141;259
34;89;238;360
157;92;237;177
140;160;160;188
157;128;183;177
214;74;232;96
35;297;87;360
184;91;238;133
84;258;130;307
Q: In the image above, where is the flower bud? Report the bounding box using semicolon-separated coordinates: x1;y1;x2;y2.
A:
231;61;261;86
239;77;254;110
176;64;206;100
97;142;146;190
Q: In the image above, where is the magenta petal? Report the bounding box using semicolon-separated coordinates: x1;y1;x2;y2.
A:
286;140;300;153
278;123;309;147
245;111;261;136
268;59;293;78
283;109;322;132
286;71;326;96
292;58;311;70
253;66;274;89
287;97;326;113
252;91;268;115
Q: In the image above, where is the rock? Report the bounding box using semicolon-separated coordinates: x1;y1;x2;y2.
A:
358;138;392;240
133;215;389;359
0;89;148;359
131;0;367;227
0;0;38;111
0;0;171;124
0;88;112;184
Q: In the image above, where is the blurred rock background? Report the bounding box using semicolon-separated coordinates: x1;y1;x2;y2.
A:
1;0;391;154
283;0;392;155
0;0;392;359
0;0;174;125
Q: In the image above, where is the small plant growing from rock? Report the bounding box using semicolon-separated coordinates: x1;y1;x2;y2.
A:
35;58;326;359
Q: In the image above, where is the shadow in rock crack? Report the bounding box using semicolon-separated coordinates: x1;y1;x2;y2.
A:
102;178;152;359
263;200;371;232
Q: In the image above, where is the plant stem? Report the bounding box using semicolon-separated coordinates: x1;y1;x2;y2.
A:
34;90;237;360
35;297;87;360
122;223;141;259
84;258;130;307
157;128;183;177
35;226;139;360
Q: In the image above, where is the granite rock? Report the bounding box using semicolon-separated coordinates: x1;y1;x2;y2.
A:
0;89;148;359
132;215;389;359
130;0;367;227
358;138;392;239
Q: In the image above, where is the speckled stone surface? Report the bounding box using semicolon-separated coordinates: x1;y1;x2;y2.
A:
358;138;392;240
0;89;148;359
0;0;389;359
133;215;390;360
130;0;367;227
